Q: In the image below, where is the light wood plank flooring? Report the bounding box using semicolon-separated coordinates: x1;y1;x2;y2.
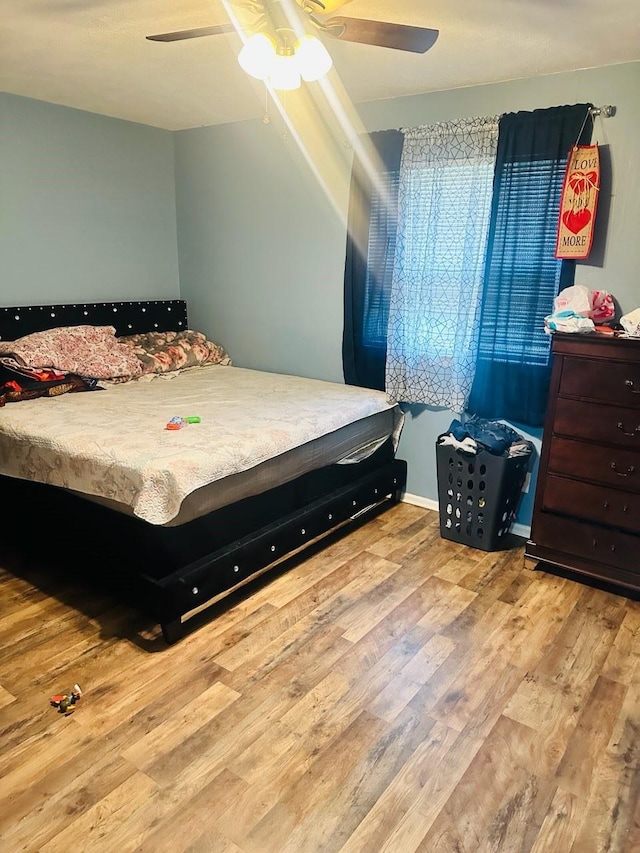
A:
1;503;639;852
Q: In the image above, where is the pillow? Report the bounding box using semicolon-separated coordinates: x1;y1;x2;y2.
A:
0;325;143;381
119;329;231;375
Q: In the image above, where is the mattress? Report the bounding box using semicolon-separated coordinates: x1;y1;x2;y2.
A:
79;407;397;526
0;364;403;526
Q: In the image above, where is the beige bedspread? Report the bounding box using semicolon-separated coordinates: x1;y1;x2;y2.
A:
0;365;403;525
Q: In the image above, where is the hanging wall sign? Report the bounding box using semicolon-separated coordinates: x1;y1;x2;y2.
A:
555;144;600;259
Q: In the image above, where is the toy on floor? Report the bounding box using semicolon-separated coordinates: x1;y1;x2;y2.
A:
165;415;201;430
50;684;82;715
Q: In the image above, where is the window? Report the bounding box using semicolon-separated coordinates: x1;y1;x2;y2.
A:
384;117;499;413
389;160;496;362
468;104;593;425
343;104;594;426
476;158;569;367
362;168;399;350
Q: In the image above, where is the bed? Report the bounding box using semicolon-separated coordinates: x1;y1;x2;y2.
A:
0;300;407;643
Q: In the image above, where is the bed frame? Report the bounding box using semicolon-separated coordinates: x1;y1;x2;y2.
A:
0;300;407;644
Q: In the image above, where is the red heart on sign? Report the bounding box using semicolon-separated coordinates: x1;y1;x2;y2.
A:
568;170;598;194
562;208;591;234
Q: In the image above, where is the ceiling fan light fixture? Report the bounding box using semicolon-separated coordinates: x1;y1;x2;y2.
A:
238;32;277;80
269;52;302;90
237;29;331;90
294;34;333;82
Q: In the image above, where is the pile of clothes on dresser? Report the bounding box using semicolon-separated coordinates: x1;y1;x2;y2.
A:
543;284;614;335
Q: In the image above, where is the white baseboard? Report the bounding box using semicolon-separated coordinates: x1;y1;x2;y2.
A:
401;492;531;540
402;493;439;513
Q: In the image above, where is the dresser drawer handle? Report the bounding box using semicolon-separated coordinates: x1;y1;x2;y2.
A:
610;462;635;477
617;421;640;437
625;379;640;394
592;538;616;552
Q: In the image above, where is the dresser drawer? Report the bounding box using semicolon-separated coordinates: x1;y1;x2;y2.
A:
548;437;640;489
534;512;640;574
542;474;640;531
560;356;640;407
554;398;640;447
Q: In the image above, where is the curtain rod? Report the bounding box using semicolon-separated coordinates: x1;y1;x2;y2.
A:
589;105;615;117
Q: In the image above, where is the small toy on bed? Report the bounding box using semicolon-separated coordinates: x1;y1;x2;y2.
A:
50;684;82;715
165;415;201;430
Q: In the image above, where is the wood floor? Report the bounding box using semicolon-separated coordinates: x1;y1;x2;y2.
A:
1;502;639;853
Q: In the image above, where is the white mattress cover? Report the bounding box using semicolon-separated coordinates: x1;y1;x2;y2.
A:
0;365;403;525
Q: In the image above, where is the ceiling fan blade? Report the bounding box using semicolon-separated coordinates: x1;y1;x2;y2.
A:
313;0;353;13
146;24;236;42
324;17;439;54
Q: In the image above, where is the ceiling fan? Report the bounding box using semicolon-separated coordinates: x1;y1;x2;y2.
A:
146;0;439;56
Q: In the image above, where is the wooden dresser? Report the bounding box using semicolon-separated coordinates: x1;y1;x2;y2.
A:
525;333;640;593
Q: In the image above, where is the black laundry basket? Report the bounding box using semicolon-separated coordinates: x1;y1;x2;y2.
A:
436;437;532;551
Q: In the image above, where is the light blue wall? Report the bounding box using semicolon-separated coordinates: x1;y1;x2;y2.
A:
0;94;180;306
176;62;640;527
175;117;347;380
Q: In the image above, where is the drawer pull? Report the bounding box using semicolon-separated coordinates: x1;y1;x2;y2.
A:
616;421;640;437
591;540;616;553
610;462;635;477
625;379;640;394
603;501;609;508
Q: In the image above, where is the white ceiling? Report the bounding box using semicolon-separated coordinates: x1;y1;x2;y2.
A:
2;0;639;131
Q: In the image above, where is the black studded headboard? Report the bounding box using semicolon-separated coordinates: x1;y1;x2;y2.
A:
0;299;188;341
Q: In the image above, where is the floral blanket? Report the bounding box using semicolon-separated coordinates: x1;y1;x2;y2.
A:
119;329;231;374
0;325;143;381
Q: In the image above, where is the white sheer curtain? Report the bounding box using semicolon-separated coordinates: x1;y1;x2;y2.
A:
385;116;500;412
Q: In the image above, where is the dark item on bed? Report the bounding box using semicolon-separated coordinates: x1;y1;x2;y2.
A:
0;362;99;406
0;300;407;645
